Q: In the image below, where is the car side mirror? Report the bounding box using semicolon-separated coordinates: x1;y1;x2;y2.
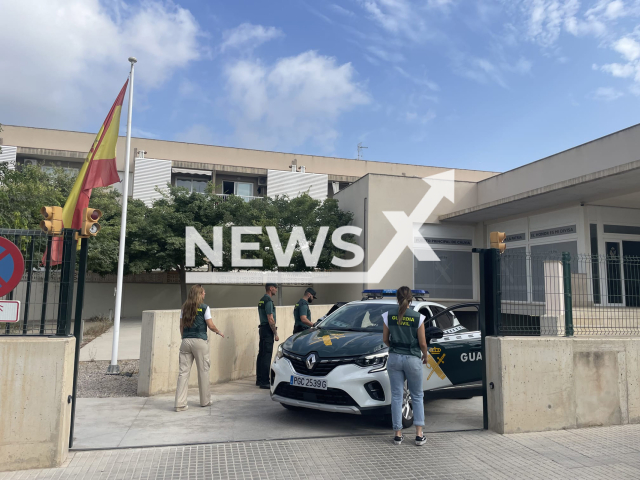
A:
425;326;444;340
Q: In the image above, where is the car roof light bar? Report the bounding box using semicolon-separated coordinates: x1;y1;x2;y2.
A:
361;289;430;300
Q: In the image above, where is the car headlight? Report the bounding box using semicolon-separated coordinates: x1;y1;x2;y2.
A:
355;351;388;373
277;344;284;360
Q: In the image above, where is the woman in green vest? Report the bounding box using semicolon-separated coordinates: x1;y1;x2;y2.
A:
382;286;430;446
175;284;224;412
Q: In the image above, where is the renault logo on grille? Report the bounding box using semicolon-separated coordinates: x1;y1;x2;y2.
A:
306;353;317;370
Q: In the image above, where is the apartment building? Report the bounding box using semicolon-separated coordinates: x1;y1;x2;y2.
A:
0;125;497;206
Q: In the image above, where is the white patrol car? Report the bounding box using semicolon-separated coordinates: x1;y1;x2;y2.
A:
270;290;481;427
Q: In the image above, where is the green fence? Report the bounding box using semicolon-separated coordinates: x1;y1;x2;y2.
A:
497;252;640;336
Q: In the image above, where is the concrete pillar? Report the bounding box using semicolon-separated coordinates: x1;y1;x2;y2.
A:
0;337;75;472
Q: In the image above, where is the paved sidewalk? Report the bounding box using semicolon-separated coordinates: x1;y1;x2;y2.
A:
72;377;482;449
79;318;141;361
3;424;640;479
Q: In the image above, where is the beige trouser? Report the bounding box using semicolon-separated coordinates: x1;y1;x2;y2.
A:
175;337;211;408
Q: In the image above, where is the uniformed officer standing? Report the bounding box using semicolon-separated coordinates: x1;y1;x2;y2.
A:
293;287;317;334
256;283;279;389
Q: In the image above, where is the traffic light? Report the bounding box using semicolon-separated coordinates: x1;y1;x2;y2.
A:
490;231;506;253
40;206;63;235
80;208;102;237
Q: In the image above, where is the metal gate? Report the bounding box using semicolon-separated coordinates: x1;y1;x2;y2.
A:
0;228;90;447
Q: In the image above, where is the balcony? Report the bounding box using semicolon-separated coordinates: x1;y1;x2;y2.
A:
216;193;263;202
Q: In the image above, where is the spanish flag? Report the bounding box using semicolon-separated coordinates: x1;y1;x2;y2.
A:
49;80;128;265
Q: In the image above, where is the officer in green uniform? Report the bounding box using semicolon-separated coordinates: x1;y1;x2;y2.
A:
293;287;317;334
382;286;429;446
256;283;279;389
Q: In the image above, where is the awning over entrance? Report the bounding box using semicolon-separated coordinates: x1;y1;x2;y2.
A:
440;159;640;223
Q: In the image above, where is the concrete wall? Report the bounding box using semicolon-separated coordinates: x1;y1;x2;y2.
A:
0;337;75;472
8;279;345;321
2;125;497;182
138;304;333;396
477;124;640;205
487;336;640;434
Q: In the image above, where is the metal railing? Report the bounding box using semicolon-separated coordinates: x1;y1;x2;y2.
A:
0;229;76;336
215;193;263;202
497;252;640;336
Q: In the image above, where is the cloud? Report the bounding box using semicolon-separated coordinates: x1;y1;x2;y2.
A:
505;57;533;74
599;34;640;87
330;4;355;16
0;0;201;129
590;86;624;100
405;110;436;125
223;51;370;151
220;23;283;53
367;46;406;62
586;0;627;20
614;36;640;61
599;62;636;77
131;127;159;139
518;0;626;48
175;124;216;144
453;56;507;87
394;66;439;91
357;0;431;42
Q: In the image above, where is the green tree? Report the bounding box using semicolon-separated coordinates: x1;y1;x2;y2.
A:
0;163;75;230
0;163;147;273
131;185;356;303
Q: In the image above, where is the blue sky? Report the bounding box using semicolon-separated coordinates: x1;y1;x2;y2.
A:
3;0;640;172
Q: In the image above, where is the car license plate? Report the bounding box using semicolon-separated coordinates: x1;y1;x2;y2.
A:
290;375;327;390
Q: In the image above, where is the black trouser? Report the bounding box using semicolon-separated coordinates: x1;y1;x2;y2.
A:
256;324;274;386
293;324;309;334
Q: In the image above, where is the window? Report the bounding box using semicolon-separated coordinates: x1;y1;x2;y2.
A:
222;181;234;195
530;241;578;302
414;250;473;299
222;180;254;200
429;306;455;330
418;306;433;321
236;182;253;197
501;247;527;302
318;303;392;332
176;177;208;194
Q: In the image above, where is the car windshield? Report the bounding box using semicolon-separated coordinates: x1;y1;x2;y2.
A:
317;303;395;332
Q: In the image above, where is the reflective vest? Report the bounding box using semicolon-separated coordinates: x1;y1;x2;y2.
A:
387;306;422;358
182;303;208;340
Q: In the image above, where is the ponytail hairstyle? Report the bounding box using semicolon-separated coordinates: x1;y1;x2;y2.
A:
396;286;413;325
181;284;205;330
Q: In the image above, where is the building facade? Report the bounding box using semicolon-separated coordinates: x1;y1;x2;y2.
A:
330;123;640;309
3;123;640;313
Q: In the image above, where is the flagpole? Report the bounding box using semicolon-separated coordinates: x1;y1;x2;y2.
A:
107;57;137;374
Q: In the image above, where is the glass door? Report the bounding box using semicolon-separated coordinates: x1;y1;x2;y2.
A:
235;182;253;200
606;242;623;305
622;241;640;307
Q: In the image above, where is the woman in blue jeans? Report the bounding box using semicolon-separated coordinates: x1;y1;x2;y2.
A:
382;286;430;446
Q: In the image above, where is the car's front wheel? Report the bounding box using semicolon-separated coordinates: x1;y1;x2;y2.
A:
383;382;414;428
401;382;414;428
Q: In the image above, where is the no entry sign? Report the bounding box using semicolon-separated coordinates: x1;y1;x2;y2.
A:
0;300;20;322
0;237;25;298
